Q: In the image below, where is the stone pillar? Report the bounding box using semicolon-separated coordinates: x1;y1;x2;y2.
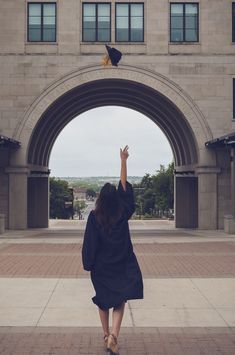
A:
6;166;29;230
28;175;49;228
175;175;198;228
0;148;10;229
224;148;235;233
231;148;235;217
197;166;220;230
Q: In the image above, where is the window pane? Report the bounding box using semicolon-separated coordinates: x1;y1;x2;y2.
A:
98;17;110;29
171;4;183;15
171;16;183;29
44;16;55;25
131;4;143;17
28;28;41;41
116;17;128;29
131;28;143;41
233;3;235;42
83;29;96;41
29;16;41;25
98;29;110;41
185;4;198;15
116;29;129;41
43;28;56;41
171;29;183;42
131;17;143;29
185;29;197;41
43;4;55;16
29;4;41;16
116;4;129;16
83;4;96;17
185;15;197;29
98;4;110;17
233;78;235;118
83;17;96;29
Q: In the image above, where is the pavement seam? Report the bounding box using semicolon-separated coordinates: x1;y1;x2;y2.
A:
127;301;135;327
189;278;231;327
35;278;60;327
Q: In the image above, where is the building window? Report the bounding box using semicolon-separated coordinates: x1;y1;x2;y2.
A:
233;79;235;119
115;3;144;42
170;3;199;42
28;3;56;42
233;3;235;43
82;3;111;42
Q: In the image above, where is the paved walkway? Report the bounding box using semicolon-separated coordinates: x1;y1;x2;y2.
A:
0;223;235;354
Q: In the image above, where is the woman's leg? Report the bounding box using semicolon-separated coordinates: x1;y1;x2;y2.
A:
111;302;125;338
98;307;110;336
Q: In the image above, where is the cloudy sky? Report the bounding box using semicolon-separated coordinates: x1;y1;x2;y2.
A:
49;106;173;177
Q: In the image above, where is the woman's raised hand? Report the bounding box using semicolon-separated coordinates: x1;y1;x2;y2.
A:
120;145;129;161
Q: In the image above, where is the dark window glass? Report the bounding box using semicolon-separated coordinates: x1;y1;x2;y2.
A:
233;3;235;43
28;3;56;42
170;3;199;42
233;79;235;119
83;3;111;42
116;3;144;42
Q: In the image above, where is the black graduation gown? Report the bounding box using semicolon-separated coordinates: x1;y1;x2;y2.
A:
82;181;143;310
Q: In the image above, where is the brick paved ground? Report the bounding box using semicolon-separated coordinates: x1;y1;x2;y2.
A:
1;238;235;354
0;327;235;355
0;242;234;278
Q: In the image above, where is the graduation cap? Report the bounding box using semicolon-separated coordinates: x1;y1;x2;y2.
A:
102;45;122;67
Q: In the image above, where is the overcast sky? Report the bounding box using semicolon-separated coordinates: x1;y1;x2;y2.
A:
49;106;173;177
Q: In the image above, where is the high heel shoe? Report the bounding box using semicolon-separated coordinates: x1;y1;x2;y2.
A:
107;333;119;355
103;334;109;351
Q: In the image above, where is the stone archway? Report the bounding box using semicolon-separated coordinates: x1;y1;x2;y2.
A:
10;65;215;230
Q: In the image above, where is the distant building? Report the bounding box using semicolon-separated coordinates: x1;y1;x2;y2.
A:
73;188;87;201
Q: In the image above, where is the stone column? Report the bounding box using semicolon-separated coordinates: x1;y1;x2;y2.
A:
28;174;49;228
197;166;221;230
0;148;10;229
6;166;29;230
175;175;198;228
224;148;235;233
231;148;235;217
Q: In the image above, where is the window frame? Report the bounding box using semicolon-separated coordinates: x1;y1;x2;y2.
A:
232;2;235;43
233;78;235;119
170;2;199;43
27;2;57;42
115;2;144;43
82;2;111;42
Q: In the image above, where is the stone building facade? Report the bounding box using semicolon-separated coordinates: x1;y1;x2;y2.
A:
0;0;235;231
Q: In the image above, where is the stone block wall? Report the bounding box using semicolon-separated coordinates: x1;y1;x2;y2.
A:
0;0;234;229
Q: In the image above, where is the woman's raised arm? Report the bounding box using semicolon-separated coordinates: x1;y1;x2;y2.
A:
120;145;129;191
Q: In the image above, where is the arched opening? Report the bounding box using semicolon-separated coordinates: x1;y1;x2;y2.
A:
48;106;174;222
27;79;199;229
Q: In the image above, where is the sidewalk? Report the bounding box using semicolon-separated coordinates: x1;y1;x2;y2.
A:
0;224;235;354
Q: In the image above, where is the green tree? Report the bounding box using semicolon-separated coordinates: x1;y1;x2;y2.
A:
134;162;174;218
74;200;87;219
50;178;74;219
140;173;153;189
153;163;174;212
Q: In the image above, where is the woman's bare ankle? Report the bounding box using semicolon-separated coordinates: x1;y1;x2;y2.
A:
110;332;118;340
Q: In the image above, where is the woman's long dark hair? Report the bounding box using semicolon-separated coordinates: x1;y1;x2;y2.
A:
94;183;123;234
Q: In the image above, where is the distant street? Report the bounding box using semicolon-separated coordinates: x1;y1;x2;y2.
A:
81;199;96;220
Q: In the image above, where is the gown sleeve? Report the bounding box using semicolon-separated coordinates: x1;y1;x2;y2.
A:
118;180;135;220
82;211;99;271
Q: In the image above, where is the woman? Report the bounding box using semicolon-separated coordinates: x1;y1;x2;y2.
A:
82;146;143;355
